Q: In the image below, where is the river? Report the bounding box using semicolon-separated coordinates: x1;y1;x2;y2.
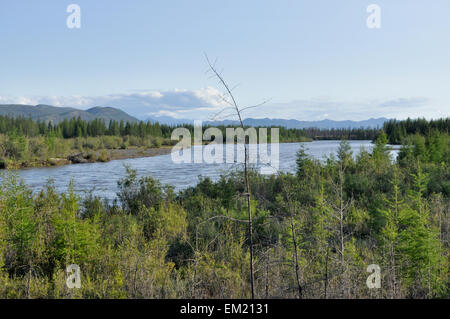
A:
8;140;397;200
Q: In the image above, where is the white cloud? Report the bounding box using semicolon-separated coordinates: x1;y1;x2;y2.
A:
0;96;39;105
0;87;229;120
246;97;440;121
148;110;180;118
0;91;444;121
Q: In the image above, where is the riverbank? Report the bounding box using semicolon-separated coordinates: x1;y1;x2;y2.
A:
2;140;310;169
0;133;313;170
0;146;174;169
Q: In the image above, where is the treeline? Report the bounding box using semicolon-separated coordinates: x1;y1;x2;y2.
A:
3;114;449;145
0;115;379;142
383;117;449;144
0;116;176;168
283;126;379;141
0;115;172;139
210;125;378;142
0;132;448;299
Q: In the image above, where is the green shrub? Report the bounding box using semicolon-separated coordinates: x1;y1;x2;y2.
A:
101;136;121;149
98;150;110;162
151;137;162;148
127;135;140;147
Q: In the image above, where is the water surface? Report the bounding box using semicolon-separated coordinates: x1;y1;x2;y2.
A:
10;140;396;200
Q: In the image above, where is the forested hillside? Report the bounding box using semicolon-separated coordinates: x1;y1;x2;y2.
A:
0;104;138;123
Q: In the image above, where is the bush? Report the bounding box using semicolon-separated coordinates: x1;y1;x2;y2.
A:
83;137;102;150
2;135;28;160
127;135;141;147
85;152;97;162
101;136;121;149
120;141;128;149
98;150;110;162
151;137;162;148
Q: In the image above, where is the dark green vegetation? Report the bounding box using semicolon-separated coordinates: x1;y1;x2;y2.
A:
0;115;175;168
0;113;380;141
206;117;388;129
383;117;449;144
0;104;138;123
0;114;168;138
0;130;448;298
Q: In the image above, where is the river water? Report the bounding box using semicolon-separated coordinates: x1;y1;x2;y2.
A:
8;140;397;200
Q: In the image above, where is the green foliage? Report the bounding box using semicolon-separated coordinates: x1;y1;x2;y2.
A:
0;125;448;299
383;117;449;144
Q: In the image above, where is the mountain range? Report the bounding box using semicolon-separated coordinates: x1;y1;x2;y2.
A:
0;104;138;123
0;104;389;129
148;116;389;129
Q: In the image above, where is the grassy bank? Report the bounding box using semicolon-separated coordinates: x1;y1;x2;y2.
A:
0;134;175;169
0;133;313;170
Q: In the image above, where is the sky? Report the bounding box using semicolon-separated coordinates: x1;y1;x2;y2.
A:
0;0;449;121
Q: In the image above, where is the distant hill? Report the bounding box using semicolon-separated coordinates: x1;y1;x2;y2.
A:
148;116;389;129
0;104;138;123
211;117;389;129
84;106;138;123
147;115;193;126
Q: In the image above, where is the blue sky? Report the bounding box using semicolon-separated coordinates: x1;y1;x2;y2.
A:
0;0;449;121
